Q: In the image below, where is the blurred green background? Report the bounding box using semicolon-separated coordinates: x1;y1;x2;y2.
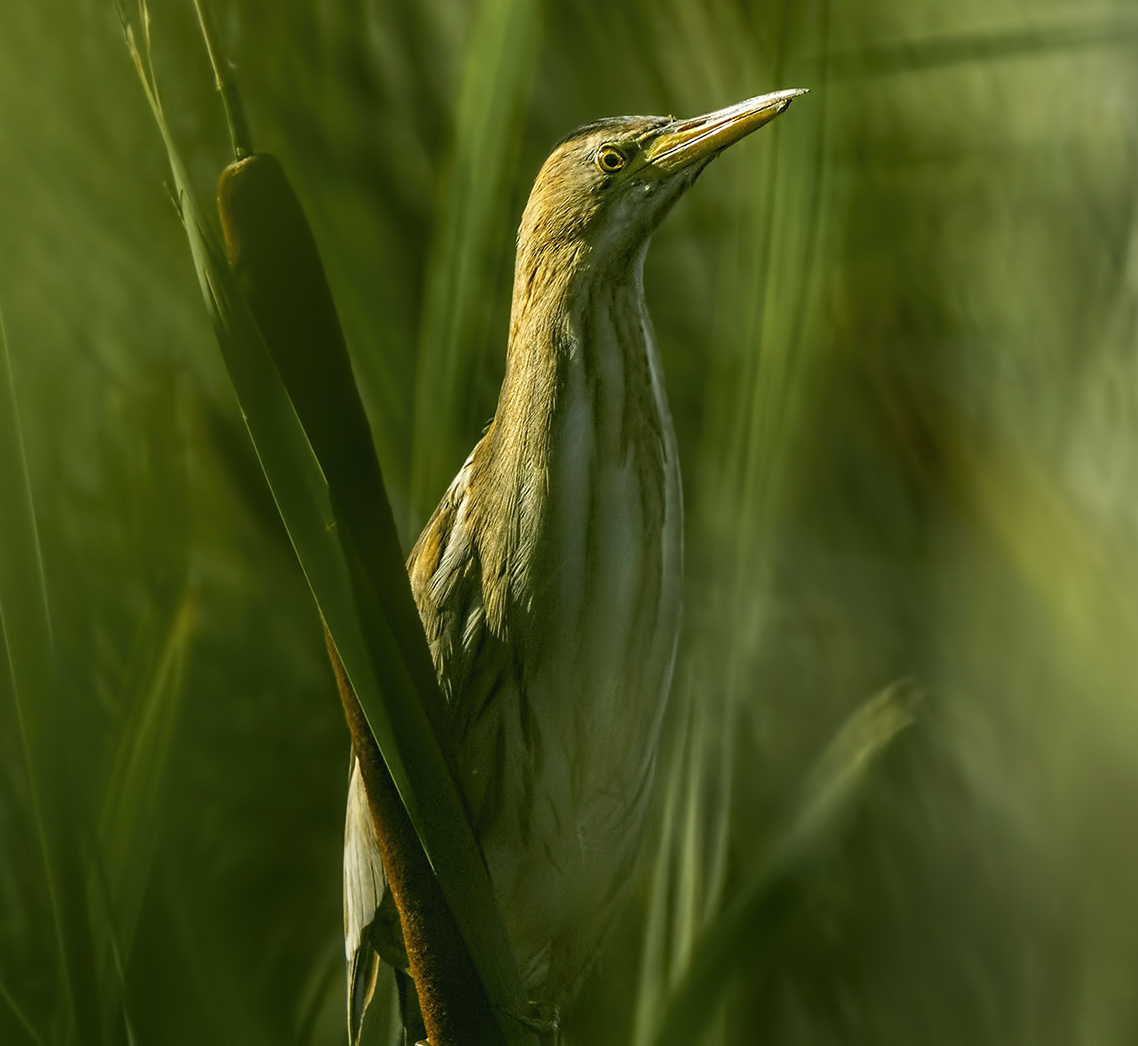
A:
4;0;1138;1043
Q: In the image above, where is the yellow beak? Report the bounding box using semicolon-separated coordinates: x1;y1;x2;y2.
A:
645;89;808;173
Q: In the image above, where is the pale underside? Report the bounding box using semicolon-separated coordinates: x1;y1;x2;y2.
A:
345;251;683;1021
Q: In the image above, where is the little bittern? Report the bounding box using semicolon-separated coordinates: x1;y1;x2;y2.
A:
345;88;805;1042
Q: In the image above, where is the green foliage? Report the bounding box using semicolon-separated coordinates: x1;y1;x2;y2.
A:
2;0;1138;1044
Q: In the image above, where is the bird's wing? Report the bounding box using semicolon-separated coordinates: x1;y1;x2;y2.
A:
406;448;515;829
406;449;484;694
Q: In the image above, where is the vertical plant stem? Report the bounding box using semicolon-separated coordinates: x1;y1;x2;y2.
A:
409;0;542;528
0;311;100;1044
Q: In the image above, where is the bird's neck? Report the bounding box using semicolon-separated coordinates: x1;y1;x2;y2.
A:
502;236;658;425
469;240;671;623
483;238;659;480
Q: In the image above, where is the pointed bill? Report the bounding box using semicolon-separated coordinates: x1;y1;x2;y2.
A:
645;89;808;172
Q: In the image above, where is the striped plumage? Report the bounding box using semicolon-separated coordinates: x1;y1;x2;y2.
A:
345;90;805;1043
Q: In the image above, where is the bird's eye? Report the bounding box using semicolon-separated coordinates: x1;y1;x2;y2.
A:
595;146;626;173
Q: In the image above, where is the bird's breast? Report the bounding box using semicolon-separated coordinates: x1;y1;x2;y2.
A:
532;277;682;776
472;277;684;987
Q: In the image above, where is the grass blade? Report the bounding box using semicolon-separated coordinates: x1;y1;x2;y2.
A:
0;972;46;1046
648;682;918;1046
98;581;194;967
0;309;105;1044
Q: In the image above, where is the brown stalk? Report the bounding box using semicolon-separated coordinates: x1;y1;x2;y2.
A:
216;149;501;1045
325;625;499;1045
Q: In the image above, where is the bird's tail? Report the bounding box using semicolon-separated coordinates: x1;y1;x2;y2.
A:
347;944;380;1046
347;948;426;1046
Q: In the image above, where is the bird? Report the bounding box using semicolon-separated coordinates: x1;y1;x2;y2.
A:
344;88;806;1044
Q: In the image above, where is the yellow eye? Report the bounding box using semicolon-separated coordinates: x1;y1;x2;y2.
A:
595;146;626;173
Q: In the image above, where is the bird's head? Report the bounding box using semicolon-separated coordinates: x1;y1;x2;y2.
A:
515;88;807;280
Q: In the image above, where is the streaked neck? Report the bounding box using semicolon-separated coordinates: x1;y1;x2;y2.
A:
470;240;668;622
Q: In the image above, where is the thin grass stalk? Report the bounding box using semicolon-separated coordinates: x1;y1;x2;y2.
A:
674;701;706;976
193;0;253;159
0;975;46;1046
713;0;829;647
632;698;689;1046
700;683;736;931
409;0;542;528
0;310;64;1033
0;309;102;1045
88;855;137;1046
97;584;194;971
633;677;733;1046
